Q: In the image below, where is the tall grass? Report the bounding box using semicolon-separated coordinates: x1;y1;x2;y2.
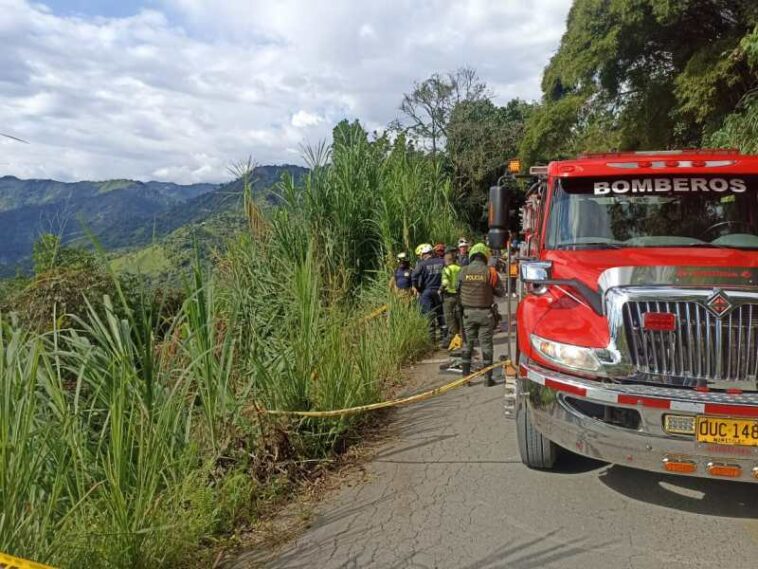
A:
0;120;462;567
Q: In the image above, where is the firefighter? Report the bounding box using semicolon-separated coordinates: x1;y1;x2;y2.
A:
412;243;445;342
389;252;413;297
457;238;470;266
439;248;461;345
457;242;505;386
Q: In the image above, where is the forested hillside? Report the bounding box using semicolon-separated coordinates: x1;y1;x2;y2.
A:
0;165;306;275
0;176;215;272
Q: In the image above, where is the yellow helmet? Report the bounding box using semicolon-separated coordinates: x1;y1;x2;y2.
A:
415;243;432;256
469;242;491;260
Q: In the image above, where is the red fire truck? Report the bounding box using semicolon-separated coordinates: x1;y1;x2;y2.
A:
489;150;758;482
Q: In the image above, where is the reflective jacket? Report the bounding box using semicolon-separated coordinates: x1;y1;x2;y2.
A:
412;257;444;294
441;263;461;294
457;258;504;308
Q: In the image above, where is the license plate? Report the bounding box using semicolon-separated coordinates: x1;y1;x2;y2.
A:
696;416;758;446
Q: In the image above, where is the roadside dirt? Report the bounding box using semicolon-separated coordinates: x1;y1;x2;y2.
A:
214;352;465;568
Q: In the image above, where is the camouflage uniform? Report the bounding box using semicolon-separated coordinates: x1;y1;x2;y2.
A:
457;256;505;385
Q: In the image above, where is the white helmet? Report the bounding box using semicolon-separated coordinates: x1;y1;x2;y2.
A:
396;252;408;260
457;238;470;247
419;244;433;255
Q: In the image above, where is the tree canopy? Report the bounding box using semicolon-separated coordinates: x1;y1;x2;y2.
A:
395;67;489;155
521;0;758;164
447;98;535;223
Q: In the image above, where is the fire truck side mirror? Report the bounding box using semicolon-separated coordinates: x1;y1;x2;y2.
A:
488;185;510;249
520;261;552;283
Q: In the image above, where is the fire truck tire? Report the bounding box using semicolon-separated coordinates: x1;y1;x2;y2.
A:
516;398;557;469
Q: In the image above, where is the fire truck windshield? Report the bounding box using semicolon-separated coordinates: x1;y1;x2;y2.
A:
547;176;758;250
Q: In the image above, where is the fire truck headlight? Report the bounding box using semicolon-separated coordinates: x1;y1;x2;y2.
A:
530;334;602;372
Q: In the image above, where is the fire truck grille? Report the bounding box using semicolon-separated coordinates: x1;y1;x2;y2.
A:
623;301;758;385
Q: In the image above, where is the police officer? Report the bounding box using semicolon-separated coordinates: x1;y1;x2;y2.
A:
457;243;504;386
412;243;445;342
389;252;413;297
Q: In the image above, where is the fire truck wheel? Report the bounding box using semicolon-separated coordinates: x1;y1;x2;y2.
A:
516;398;557;469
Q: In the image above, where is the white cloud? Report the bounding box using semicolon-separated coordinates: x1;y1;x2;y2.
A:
291;110;324;128
0;0;572;183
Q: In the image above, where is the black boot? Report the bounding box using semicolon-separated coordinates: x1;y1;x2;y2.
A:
484;370;495;387
461;363;472;386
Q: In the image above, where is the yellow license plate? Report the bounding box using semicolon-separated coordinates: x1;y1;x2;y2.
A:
696;417;758;446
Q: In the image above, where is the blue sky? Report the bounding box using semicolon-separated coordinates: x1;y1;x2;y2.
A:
0;0;573;183
43;0;152;17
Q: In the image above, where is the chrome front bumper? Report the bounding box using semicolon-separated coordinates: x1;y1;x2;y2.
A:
518;363;758;482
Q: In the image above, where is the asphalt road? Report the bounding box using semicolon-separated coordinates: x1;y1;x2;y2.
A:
239;304;758;569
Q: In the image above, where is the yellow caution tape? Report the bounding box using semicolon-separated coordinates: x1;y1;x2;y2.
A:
259;360;510;418
359;304;389;324
0;552;56;569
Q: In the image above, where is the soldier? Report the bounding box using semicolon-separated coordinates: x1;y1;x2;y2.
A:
457;243;505;386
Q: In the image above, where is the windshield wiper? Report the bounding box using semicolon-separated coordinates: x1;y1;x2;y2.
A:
677;243;726;248
555;242;623;250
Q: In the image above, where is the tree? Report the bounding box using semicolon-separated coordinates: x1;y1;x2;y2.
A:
447;98;535;224
32;233;97;275
708;26;758;153
32;233;62;274
395;67;489;155
521;0;758;164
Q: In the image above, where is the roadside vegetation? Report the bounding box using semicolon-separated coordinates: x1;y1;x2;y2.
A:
2;3;757;567
518;1;758;163
0;121;462;567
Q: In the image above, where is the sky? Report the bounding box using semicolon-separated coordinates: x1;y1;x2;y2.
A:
0;0;573;183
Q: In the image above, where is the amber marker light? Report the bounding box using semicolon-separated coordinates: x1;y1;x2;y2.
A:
707;463;741;478
662;457;697;474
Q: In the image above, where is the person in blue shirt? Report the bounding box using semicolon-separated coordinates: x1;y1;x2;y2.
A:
389;252;413;297
412;243;446;342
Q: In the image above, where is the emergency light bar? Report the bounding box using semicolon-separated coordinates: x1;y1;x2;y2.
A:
578;148;741;159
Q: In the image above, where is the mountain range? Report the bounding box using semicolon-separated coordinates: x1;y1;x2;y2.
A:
0;165;307;276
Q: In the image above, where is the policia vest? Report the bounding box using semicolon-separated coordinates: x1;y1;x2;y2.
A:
459;259;495;308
